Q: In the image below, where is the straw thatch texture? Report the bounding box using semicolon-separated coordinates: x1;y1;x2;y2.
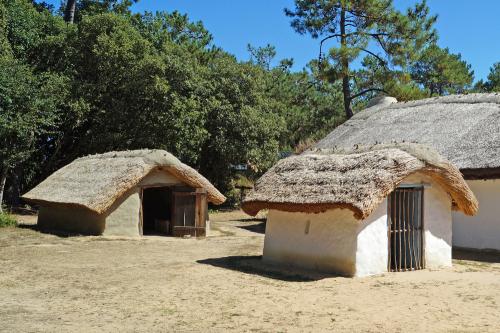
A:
242;144;478;219
315;93;500;170
22;150;226;213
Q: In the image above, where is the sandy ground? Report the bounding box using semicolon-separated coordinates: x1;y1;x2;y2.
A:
1;211;499;333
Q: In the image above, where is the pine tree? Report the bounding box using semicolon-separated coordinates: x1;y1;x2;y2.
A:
475;62;500;92
410;44;474;96
286;0;437;118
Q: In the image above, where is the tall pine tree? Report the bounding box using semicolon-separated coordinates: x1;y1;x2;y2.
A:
286;0;437;118
410;44;474;96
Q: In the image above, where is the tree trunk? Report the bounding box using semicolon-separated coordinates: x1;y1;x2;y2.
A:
340;8;353;119
64;0;77;23
0;167;8;214
438;85;444;96
11;167;21;206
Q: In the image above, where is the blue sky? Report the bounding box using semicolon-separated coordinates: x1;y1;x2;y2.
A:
48;0;500;81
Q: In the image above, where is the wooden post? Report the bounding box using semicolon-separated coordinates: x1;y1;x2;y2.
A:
139;189;144;236
171;191;176;236
195;188;207;237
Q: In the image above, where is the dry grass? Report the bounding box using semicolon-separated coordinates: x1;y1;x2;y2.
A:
0;211;499;332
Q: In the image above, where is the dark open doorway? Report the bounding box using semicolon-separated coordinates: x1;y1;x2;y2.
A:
142;187;172;235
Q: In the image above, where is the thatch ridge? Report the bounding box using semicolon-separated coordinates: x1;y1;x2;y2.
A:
22;149;226;213
315;93;500;170
242;144;478;219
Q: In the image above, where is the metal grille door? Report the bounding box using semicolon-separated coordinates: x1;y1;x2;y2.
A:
388;187;424;272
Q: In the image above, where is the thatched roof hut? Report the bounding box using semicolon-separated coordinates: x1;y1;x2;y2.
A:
23;150;225;212
243;144;477;277
315;93;500;173
243;144;478;219
23;150;225;237
314;93;500;252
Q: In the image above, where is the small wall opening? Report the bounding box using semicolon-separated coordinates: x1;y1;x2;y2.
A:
142;187;172;235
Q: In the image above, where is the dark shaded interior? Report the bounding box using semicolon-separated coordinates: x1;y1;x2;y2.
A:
142;187;171;235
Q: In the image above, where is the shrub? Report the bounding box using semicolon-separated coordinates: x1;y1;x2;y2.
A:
0;212;17;227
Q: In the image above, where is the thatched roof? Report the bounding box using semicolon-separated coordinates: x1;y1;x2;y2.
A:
242;144;478;219
315;93;500;171
23;150;226;213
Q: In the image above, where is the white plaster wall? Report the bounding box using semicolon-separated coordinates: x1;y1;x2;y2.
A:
402;173;452;268
138;169;182;186
103;189;141;237
355;200;388;277
263;172;454;277
264;209;359;276
452;179;500;251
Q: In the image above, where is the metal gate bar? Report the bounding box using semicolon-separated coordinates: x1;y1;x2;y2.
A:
388;187;424;272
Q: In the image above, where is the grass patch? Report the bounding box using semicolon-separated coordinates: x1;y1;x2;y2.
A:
0;212;17;227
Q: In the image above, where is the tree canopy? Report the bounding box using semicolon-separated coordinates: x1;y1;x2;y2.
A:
0;0;494;210
0;0;347;208
410;44;474;96
285;0;438;118
475;62;500;92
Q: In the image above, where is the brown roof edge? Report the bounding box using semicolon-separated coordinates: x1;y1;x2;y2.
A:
242;201;364;220
461;167;500;180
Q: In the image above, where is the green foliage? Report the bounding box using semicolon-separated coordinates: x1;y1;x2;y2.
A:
73;0;138;22
0;2;12;58
4;0;68;64
286;0;437;117
0;57;67;170
0;0;478;209
410;44;474;96
247;43;277;70
197;54;285;191
486;63;500;91
133;10;213;51
2;1;302;205
0;211;17;227
355;55;427;103
247;44;344;148
233;174;254;188
475;62;500;92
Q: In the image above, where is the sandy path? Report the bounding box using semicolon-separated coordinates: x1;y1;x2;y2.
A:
0;211;499;332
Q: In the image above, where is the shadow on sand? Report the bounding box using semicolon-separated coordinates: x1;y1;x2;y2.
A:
453;248;500;264
198;255;339;282
17;224;85;238
234;219;266;234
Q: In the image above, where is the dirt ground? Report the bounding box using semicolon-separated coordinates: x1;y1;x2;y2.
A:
1;211;499;333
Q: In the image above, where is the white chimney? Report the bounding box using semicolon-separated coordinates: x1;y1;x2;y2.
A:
366;95;398;108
